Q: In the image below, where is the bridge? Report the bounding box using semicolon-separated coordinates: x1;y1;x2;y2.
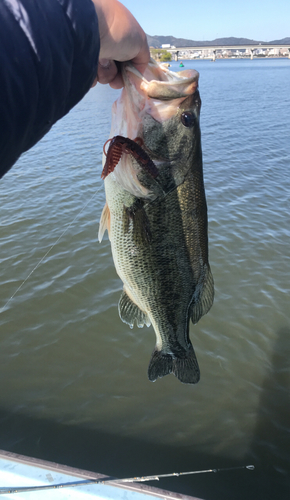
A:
167;44;290;61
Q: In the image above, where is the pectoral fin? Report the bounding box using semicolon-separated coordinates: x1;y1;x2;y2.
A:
118;289;151;329
190;266;214;325
123;200;152;244
98;202;111;242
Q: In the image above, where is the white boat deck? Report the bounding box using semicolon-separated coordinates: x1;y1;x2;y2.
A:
0;450;202;500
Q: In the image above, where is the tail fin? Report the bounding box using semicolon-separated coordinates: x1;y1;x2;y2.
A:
148;348;200;385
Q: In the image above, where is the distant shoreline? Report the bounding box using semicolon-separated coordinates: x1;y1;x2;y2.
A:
147;35;290;48
178;55;290;60
152;56;289;64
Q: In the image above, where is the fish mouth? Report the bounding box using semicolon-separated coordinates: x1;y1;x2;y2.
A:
105;59;201;198
123;59;199;100
122;59;199;124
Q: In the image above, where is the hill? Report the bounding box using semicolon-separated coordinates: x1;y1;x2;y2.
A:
269;37;290;44
147;35;290;48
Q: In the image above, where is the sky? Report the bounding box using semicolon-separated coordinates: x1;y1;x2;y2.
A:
120;0;289;42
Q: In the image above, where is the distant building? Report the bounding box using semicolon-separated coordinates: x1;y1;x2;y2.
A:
268;48;280;56
190;51;201;58
161;44;171;49
255;49;266;56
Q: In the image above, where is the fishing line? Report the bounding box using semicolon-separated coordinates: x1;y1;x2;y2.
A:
0;186;103;314
0;465;255;494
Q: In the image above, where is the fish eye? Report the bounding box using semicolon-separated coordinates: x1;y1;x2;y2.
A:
181;111;195;128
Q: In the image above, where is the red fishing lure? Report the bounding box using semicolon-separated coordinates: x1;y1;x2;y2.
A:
101;135;159;180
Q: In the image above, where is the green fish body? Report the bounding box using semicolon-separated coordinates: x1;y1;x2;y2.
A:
99;61;214;384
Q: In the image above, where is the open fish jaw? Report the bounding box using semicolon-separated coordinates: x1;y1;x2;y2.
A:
105;59;200;198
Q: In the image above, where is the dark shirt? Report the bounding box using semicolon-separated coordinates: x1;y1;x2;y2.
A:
0;0;100;178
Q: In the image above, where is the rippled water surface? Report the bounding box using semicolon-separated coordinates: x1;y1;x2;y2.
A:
0;58;289;499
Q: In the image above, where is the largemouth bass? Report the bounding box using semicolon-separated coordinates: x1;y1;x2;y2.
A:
99;60;214;384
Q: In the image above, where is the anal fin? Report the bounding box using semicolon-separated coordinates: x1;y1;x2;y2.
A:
118;290;151;329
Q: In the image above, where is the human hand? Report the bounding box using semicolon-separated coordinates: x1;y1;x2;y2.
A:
91;0;150;89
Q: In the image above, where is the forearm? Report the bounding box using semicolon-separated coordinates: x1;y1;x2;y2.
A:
0;0;150;179
0;0;100;178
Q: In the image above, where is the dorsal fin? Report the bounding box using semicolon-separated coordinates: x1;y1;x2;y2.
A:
118;289;151;329
98;202;111;242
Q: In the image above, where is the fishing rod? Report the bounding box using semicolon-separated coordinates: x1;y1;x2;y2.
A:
0;465;255;495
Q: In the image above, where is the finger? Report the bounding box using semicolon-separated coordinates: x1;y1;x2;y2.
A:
131;40;150;75
97;59;118;85
109;73;124;89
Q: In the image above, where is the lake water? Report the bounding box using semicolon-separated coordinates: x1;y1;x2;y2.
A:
0;58;289;500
